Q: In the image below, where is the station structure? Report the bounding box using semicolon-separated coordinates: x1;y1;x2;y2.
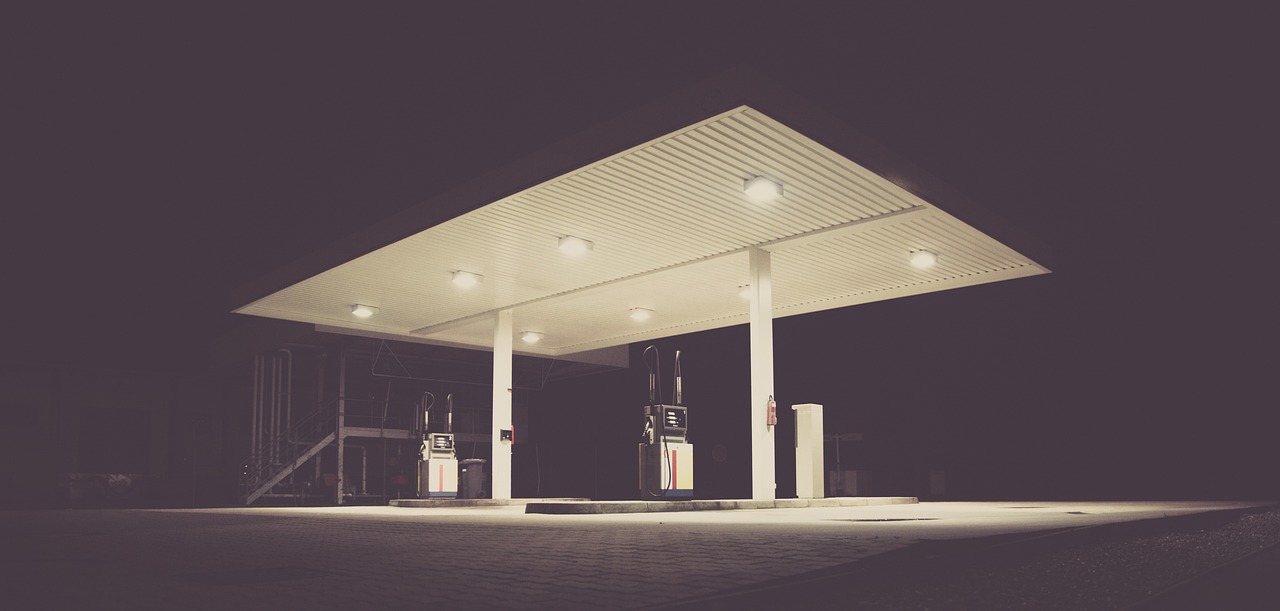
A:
231;67;1050;504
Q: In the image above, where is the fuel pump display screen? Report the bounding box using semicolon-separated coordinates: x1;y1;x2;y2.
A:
432;435;453;450
663;407;687;429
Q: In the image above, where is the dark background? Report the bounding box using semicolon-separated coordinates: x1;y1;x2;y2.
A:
3;2;1274;501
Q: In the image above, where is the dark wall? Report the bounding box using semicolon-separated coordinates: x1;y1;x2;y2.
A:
0;360;218;508
535;328;762;501
534;368;631;500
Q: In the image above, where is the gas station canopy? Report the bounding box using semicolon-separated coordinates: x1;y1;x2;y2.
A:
232;69;1050;362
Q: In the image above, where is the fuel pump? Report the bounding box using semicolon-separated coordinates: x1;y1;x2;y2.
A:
418;393;458;498
639;347;694;500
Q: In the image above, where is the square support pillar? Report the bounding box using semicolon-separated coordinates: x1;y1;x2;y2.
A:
491;309;514;500
748;247;776;501
792;403;824;499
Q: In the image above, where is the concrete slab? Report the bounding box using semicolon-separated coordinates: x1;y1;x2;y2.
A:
524;496;918;514
389;497;590;508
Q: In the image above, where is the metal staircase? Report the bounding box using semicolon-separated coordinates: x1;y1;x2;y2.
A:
239;399;337;505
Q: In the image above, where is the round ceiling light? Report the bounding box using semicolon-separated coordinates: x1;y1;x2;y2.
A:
910;250;938;269
558;236;594;256
452;270;483;288
743;176;783;203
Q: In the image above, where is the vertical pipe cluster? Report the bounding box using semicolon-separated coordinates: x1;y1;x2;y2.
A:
247;351;295;483
337;349;347;505
278;349;293;440
251;355;261;464
271;354;280;465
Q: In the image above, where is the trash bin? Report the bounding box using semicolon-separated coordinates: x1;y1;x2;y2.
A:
458;459;488;499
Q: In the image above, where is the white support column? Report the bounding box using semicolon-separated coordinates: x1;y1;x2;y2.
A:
793;403;824;499
748;247;776;501
492;309;514;500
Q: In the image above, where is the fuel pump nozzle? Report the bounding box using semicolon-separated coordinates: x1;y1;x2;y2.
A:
673;350;682;406
643;345;659;445
421;391;433;439
647;367;657;406
446;393;454;434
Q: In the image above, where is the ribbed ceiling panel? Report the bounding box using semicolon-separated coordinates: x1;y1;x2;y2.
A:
237;106;1048;355
771;210;1040;313
428;253;750;354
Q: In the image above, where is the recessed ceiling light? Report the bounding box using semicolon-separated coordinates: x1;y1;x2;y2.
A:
743;176;782;203
452;270;483;288
558;236;594;256
739;285;751;299
910;250;938;269
629;307;653;322
351;304;378;319
521;331;543;344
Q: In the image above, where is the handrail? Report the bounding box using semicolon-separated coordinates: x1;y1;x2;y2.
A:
239;398;337;493
239;394;423;501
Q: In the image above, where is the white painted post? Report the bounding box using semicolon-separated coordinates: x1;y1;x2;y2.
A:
792;403;824;499
749;248;776;501
492;309;514;500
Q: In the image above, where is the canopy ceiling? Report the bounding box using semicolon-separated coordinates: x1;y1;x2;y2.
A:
233;70;1050;364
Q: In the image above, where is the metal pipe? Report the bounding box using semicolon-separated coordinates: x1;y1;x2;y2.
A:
276;354;283;451
423;398;430;435
381;379;391;431
420;391;434;437
258;354;267;458
446;393;453;434
263;355;270;461
344;444;367;495
251;355;260;459
278;349;293;436
263;355;270;452
674;350;683;406
267;354;272;441
272;353;281;464
317;353;326;417
337;349;346;505
265;354;273;462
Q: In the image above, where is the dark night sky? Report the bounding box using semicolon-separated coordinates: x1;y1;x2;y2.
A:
4;3;1275;494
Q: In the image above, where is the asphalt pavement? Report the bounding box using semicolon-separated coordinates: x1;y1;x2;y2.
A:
1;500;1268;610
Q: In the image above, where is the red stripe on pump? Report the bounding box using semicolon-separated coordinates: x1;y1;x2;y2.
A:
671;449;678;490
438;464;444;492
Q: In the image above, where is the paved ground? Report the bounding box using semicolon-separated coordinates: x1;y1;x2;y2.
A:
0;501;1266;610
